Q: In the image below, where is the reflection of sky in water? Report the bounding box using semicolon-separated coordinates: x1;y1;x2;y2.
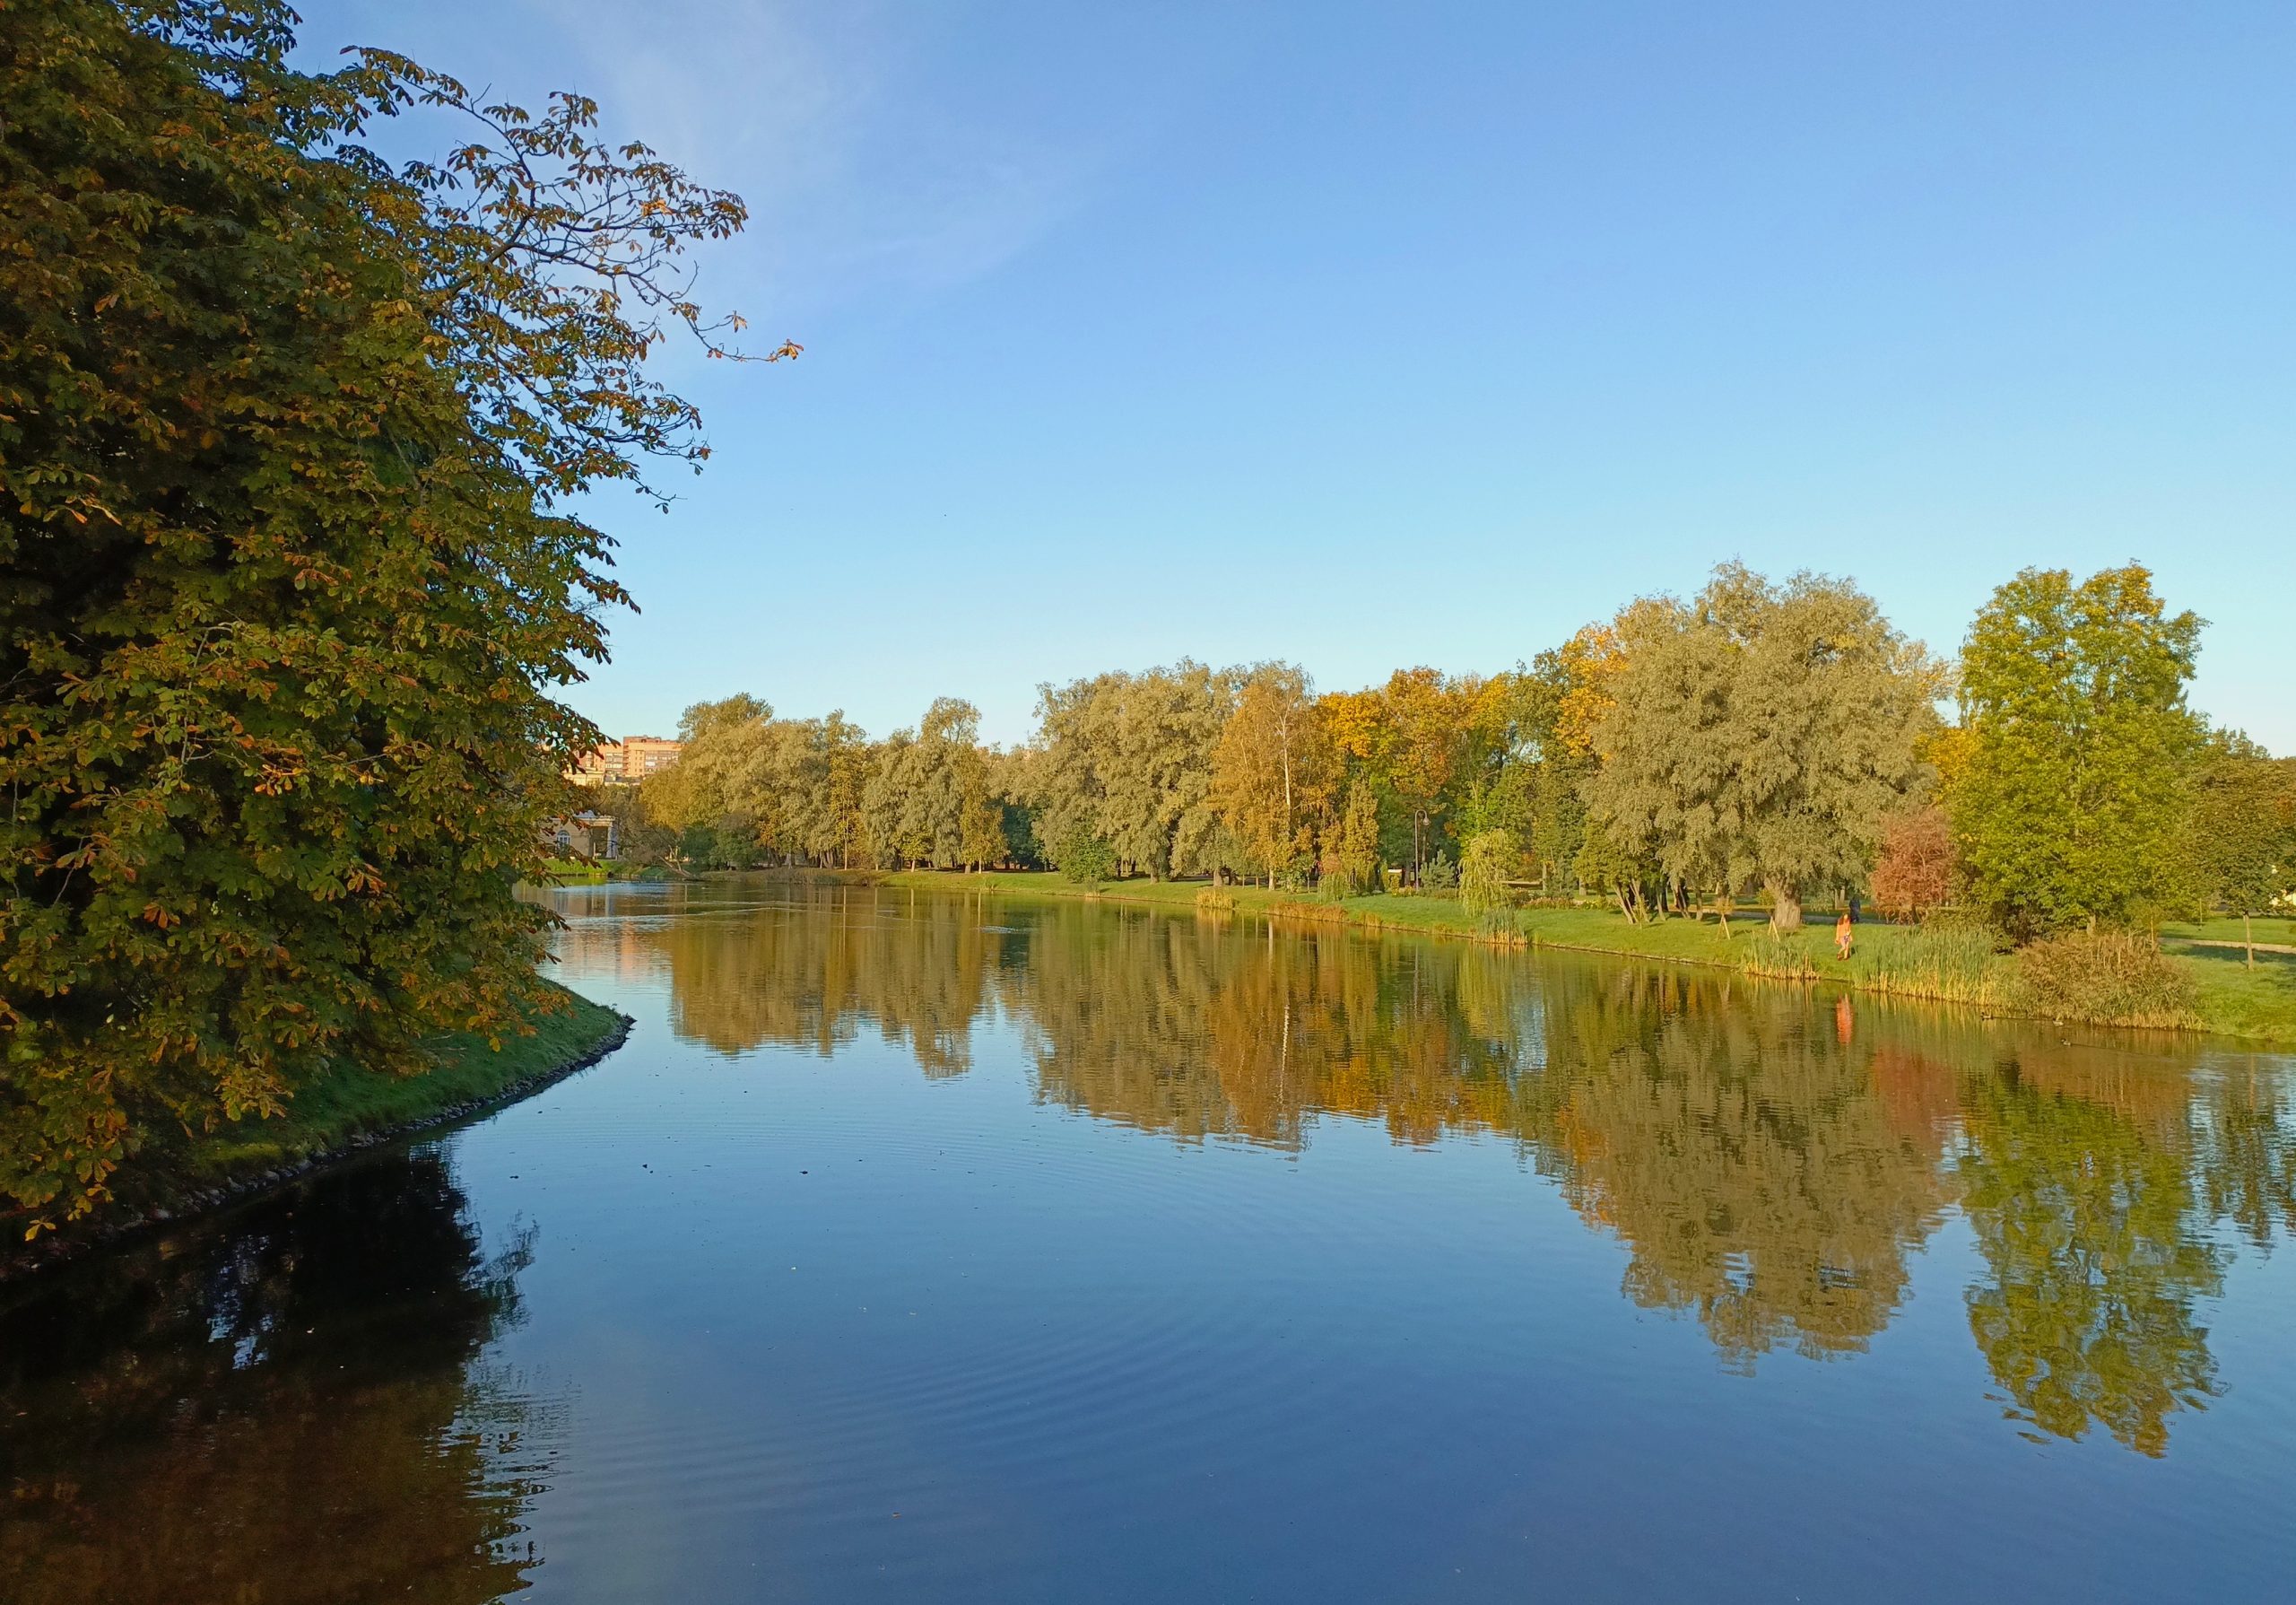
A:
6;877;2295;1604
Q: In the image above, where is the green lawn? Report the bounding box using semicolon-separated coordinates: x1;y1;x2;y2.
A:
2161;914;2296;951
121;982;626;1208
2176;944;2296;1041
883;869;2296;1044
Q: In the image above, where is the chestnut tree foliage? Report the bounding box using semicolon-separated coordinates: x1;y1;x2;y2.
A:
0;0;785;1226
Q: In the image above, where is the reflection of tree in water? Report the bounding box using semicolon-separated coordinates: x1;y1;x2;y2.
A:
1011;919;1949;1363
618;885;2293;1454
0;1151;552;1605
1954;1054;2231;1458
574;885;1005;1074
1013;908;1533;1147
1013;909;1237;1138
1013;916;2290;1433
2192;1064;2296;1253
1539;975;1952;1368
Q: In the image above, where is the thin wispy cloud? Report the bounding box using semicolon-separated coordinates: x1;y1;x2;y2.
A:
511;0;1109;318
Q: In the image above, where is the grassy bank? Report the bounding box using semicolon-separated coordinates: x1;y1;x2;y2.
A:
4;982;629;1278
178;983;627;1182
883;870;2296;1045
535;858;612;884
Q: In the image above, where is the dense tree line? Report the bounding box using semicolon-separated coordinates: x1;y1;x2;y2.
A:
628;694;1027;874
633;559;2292;951
637;654;1596;888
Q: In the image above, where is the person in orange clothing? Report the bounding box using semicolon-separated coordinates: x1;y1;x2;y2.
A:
1835;908;1855;962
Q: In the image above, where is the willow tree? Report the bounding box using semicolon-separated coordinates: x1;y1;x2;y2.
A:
0;1;789;1225
906;697;992;869
1583;566;1942;930
1458;829;1518;928
1031;662;1232;880
645;696;774;850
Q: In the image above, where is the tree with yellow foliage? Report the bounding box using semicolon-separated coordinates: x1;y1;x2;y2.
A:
1211;664;1335;887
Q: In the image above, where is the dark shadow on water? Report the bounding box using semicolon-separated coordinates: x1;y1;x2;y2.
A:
0;1148;553;1605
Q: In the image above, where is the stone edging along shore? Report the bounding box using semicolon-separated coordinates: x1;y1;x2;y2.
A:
0;1007;635;1285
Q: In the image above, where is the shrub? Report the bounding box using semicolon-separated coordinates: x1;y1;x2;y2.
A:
1422;850;1460;894
1194;887;1236;913
1058;834;1116;888
1318;855;1378;900
1871;806;1958;922
2011;931;2201;1030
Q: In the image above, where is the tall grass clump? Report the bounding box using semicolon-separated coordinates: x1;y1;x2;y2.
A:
1740;929;1818;981
1847;923;2012;1007
2011;931;2202;1030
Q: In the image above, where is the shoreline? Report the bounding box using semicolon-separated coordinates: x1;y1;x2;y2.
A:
881;869;2296;1047
0;983;632;1284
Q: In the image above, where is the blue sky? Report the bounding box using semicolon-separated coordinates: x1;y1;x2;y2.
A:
294;1;2293;749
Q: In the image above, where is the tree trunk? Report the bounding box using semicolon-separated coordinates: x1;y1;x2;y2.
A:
2245;909;2255;969
1716;891;1734;940
1768;879;1803;932
1280;732;1293;878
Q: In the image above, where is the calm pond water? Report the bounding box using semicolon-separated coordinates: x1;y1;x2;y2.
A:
5;879;2295;1603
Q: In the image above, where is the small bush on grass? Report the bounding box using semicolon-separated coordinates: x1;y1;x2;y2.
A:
1058;834;1116;889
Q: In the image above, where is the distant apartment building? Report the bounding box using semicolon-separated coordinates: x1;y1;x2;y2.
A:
569;734;682;787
